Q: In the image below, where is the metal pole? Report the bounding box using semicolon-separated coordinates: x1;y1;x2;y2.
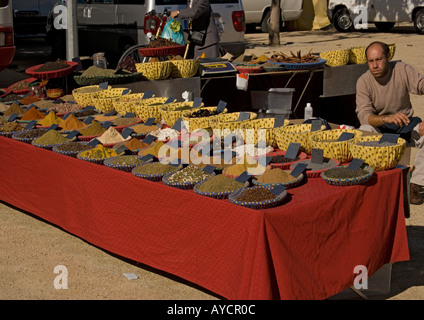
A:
66;0;79;61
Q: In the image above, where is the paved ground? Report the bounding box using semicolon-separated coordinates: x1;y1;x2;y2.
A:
1;25;424;301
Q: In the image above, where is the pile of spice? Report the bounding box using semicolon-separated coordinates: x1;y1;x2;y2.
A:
74;86;104;94
59;114;86;131
33;130;71;146
55;141;94;153
0;121;24;132
236;187;277;202
115;138;151;151
33;99;55;110
107;155;145;166
1;93;21;103
356;141;399;147
52;102;84;114
324;167;369;179
232;144;273;157
92;114;119;122
81;66;116;77
166;165;212;184
14;129;47;139
73;109;98;118
130;123;159;135
96;126;127;144
20;95;40;105
34;60;70;72
223;154;262;176
79;144;118;159
0;102;9;113
195;154;237;170
37;110;62;126
132;162;178;175
20;107;46;121
0;116;7;125
9;80;29;91
78;120;106;136
112;117;140;127
294;158;338;171
138;141;165;158
269;154;300;164
187;109;221;118
150;127;179;141
3;103;25;116
255;168;296;184
195;174;244;193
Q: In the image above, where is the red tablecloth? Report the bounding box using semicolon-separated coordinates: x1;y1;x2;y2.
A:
0;136;409;300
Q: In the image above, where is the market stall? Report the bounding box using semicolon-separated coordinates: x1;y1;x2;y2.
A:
0;135;410;300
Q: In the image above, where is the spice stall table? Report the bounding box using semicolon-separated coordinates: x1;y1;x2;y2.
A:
0;135;409;300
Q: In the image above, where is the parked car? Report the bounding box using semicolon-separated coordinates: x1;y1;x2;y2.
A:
328;0;424;33
0;0;15;71
12;0;57;36
242;0;303;33
46;0;246;66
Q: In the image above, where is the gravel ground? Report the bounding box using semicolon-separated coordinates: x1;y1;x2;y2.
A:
1;24;424;301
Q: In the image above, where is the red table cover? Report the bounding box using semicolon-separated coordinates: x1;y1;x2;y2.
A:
0;136;409;300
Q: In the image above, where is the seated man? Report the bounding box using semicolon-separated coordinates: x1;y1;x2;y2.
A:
356;41;424;205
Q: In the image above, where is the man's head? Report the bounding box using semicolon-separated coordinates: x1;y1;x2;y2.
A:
365;41;390;78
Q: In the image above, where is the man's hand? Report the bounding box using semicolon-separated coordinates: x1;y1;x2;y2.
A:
384;112;410;127
418;121;424;136
170;10;179;18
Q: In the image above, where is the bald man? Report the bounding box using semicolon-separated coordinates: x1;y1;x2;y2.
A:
356;41;424;205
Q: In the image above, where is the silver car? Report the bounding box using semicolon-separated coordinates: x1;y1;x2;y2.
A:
46;0;246;65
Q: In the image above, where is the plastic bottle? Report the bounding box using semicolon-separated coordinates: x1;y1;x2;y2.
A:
304;103;313;121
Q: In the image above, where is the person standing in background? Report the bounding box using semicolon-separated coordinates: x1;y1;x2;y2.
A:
171;0;220;59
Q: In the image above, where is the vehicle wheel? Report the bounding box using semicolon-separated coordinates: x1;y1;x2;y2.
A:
117;44;146;66
333;8;353;32
260;10;284;33
374;22;395;32
414;9;424;34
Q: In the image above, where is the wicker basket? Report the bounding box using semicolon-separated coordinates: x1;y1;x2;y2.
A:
162;168;215;190
169;59;200;78
309;129;363;163
193;175;245;199
319;49;349;67
72;85;111;107
321;165;375;186
274;123;327;154
133;97;174;122
242;117;290;148
103;155;150;172
228;185;288;210
112;93;146;116
135;61;172;80
348;135;406;171
349;46;367;64
181;106;228;133
91;88;131;113
131;162;181;181
159;101;204;128
209;112;258;139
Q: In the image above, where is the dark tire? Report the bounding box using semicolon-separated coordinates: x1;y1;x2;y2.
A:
414;9;424;34
260;10;285;33
117;44;147;66
374;22;395;32
333;8;353;32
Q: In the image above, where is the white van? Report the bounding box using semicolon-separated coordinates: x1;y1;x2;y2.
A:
242;0;303;33
0;0;15;71
46;0;246;66
328;0;424;33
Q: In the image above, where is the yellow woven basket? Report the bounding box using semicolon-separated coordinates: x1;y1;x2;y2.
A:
133;97;175;122
72;85;111;107
135;61;171;80
112;93;146;116
274;123;327;154
309;129;363;163
349;46;367;64
319;49;350;67
181;106;228;133
159;101;204;128
169;59;200;78
240;117;290;148
209;112;258;139
91;88;131;113
348;135;406;171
